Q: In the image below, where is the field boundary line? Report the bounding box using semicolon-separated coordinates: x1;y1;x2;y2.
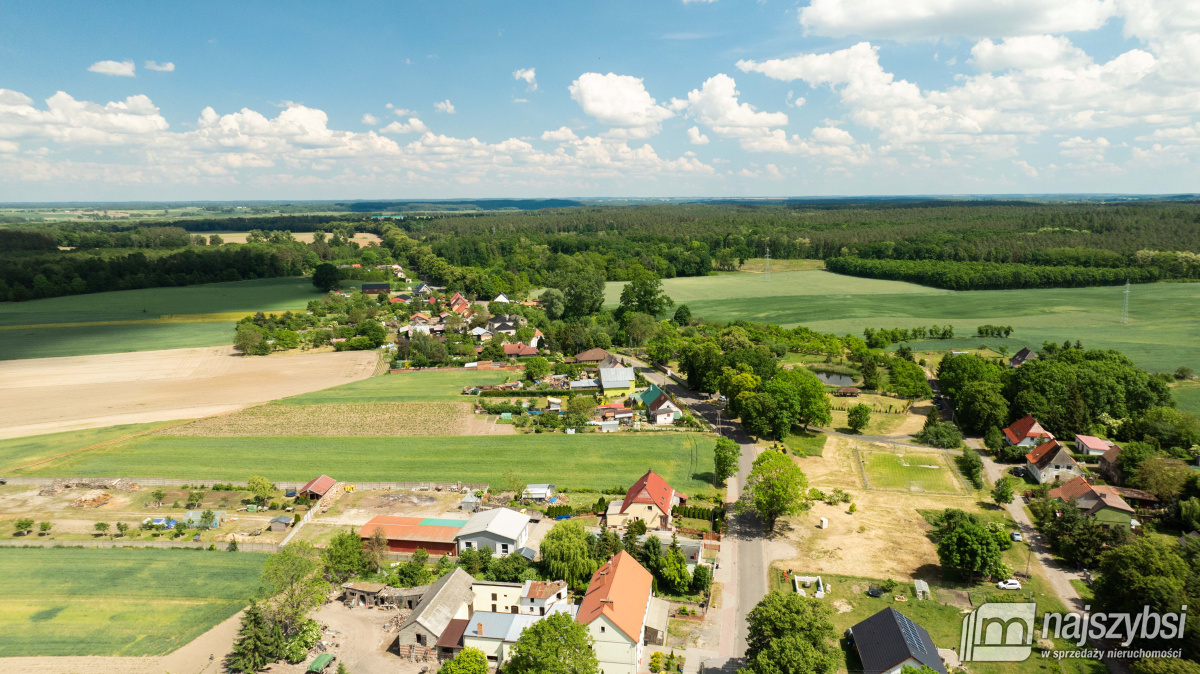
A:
852;442;870;489
0;420;196;474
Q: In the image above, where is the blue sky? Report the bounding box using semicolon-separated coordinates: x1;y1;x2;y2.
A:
1;0;1197;200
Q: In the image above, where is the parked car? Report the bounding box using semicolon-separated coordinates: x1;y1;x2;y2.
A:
997;579;1022;590
1012;467;1027;477
1011;532;1023;542
718;395;728;403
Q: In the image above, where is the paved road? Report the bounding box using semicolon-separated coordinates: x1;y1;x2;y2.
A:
630;361;763;666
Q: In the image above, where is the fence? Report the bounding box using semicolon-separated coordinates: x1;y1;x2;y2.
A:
0;538;279;553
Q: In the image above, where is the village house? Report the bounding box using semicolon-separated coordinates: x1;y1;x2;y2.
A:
414;283;432;295
455;507;531;556
522;483;556;501
574;347;610;364
1009;347;1037;368
606;470;685;530
472;580;524;614
848;607;948;674
1003;415;1056;447
599;366;636;398
395;568;476;660
577;551;666;674
1098;443;1123;483
492;292;511;304
361;282;391;295
1049;476;1142;531
461;600;575;667
503;343;539;358
646;393;682;425
1025;439;1084;485
1074;434;1116;456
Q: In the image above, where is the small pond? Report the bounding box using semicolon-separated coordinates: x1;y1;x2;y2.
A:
812;371;856;387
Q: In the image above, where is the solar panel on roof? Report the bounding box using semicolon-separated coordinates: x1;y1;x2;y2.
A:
896;612;928;654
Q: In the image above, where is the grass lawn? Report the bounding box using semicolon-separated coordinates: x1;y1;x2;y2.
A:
1070;579;1095;602
644;271;1200;373
279;369;515;403
782;429;827;456
10;433;718;493
0;277;325;360
0;547;265;657
827;410;908;436
863;451;958;493
0;421;174;472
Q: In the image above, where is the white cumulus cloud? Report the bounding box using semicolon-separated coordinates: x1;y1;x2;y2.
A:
361;113;380;125
569;72;675;138
687;126;710;144
143;60;175;72
683;74;789;138
970;35;1091;71
513;68;538;91
434;100;455;114
541;126;578;142
87;60;136;77
798;0;1117;40
380;118;429;134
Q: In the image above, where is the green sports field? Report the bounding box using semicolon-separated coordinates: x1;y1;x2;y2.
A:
863;450;959;493
7;433;716;492
280;368;513;404
0;277;325;360
0;548;265;657
612;271;1200;373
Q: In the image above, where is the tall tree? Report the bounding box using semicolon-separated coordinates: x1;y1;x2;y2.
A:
312;263;340;292
714;437;743;485
539;288;565;320
618;265;674;317
847;404;871;434
772;368;832;431
228;600;282;673
539;521;599;591
561;268;605;319
506;611;599;674
741;592;840;674
323;529;368;582
261;543;330;635
742;451;809;530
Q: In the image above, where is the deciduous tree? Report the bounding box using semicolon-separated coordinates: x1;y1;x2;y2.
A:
539;521;599;591
506;611;599;674
847;404;871;434
714;437;742;485
742;451;809;531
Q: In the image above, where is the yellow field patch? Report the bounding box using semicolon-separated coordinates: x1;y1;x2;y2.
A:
1;311;265;331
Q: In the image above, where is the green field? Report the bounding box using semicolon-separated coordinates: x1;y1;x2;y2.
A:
0;277;325;360
863;451;958;493
8;433;717;492
280;369;514;404
0;548;265;656
0;422;172;472
609;270;1200;373
1174;383;1200;416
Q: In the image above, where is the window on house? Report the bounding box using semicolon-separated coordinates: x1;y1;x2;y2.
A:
600;626;606;633
492;603;497;612
416;633;426;646
492;593;498;600
501;544;509;553
540;607;545;615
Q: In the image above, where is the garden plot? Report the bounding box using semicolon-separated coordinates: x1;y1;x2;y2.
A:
158;402;509;437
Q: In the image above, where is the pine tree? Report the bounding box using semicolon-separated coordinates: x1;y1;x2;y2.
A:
228;601;279;672
924;407;940;430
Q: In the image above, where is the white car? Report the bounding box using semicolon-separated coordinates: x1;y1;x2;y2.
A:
997;579;1022;590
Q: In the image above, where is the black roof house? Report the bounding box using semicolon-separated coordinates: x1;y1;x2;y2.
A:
1009;347;1036;368
849;607;947;674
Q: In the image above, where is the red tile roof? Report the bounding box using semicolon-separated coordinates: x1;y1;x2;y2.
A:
1100;443;1122;464
574;348;610;362
525;580;567;600
1025;439;1070;469
577;551;653;642
358;516;461;544
621;470;675;515
300;475;336;497
1074;435;1111;453
1004;415;1054;445
1048;475;1093;501
504;343;538;357
1049;476;1135;514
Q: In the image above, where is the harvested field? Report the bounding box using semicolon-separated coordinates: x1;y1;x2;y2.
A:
159;402;510;437
0;346;379;439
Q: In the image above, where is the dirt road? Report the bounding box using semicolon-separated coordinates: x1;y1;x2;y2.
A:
0;346;379;439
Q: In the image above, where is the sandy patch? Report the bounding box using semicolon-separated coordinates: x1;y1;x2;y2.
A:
886;402;934;437
159;402;512;437
0;346;379;439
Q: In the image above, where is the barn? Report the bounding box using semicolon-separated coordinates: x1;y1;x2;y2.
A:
359;516;466;556
299;475;336;500
361;283;392;295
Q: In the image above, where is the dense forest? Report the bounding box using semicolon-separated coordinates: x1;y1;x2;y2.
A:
5;200;1200;301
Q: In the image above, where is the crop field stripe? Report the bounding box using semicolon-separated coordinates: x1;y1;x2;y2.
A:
2;418;196;473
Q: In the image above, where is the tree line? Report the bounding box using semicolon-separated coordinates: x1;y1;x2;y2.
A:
826;256;1170;290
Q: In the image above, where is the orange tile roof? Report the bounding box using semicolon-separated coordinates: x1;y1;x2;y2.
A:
300;475;336;496
525;580;567;600
1048;475;1092;501
1025;439;1062;466
359;516;460;544
621;470;675;515
576;551;652;641
1004;415;1053;445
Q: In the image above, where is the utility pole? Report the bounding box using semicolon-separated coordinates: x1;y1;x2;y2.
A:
1121;280;1130;324
765;244;770;283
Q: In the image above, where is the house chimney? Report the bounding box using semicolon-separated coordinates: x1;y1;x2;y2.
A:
477;622;484;636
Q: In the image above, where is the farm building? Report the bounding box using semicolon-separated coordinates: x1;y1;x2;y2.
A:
461;493;482;512
522;484;556;501
269;515;292;532
456;508;531;556
1074;434;1116;456
570;378;600;391
299;475;336;500
395;568;476;660
606;470;684;531
836;387;861;397
361;283;392;295
848;607;947;674
360;516;467;555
